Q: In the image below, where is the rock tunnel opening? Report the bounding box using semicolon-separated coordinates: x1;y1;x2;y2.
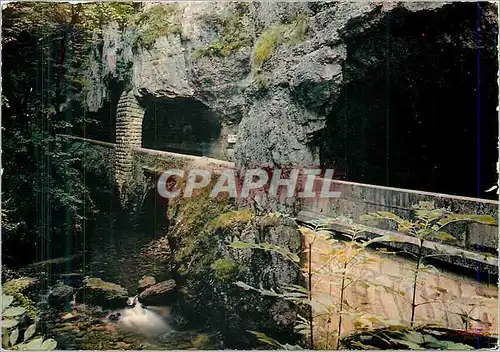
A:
142;98;222;158
319;3;498;200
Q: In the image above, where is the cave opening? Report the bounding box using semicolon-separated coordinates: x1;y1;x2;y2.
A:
319;3;498;200
142;98;222;158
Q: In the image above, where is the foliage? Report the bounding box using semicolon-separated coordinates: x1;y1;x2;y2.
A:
298;217;400;349
252;12;311;73
2;2;119;266
192;4;253;59
133;4;182;50
248;331;303;350
360;201;496;326
2;294;57;350
342;326;478;350
3;278;38;320
252;27;280;72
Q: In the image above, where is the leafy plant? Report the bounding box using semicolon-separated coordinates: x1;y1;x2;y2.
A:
299;217;402;349
360;201;496;327
2;294;57;350
230;215;392;350
342;326;477;350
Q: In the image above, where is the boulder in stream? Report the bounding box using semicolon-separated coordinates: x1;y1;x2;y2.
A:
79;277;128;309
137;275;156;293
138;279;176;306
48;283;74;307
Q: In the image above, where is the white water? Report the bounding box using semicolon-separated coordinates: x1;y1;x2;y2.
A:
115;296;171;337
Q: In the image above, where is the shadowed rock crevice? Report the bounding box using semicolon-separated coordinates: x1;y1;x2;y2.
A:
318;3;498;199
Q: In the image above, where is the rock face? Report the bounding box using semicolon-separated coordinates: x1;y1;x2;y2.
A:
144;194;303;348
84;2;497;168
138;279;176;305
79;277;129;309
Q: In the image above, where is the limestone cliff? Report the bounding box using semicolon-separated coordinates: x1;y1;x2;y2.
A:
85;1;497;170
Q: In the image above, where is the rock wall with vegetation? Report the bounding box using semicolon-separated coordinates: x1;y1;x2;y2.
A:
141;186;303;348
85;2;497;171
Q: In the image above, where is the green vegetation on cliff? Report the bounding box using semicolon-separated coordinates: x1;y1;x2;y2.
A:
252;12;311;73
133;4;182;50
191;3;253;59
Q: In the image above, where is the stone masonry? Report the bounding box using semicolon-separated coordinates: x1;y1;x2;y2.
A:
115;91;145;194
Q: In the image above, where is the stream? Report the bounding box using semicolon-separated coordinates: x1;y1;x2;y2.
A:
37;210;214;350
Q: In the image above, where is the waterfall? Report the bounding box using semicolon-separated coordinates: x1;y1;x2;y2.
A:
115;296;170;337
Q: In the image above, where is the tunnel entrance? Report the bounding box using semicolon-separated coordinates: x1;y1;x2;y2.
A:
319;3;498;200
142;98;222;158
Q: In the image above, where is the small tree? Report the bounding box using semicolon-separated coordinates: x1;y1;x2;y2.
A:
230;214;392;349
360;201;496;327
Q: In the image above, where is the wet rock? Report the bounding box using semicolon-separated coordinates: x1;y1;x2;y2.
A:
137;275;156;293
108;312;121;322
138;279;176;306
58;273;85;288
48;283;74;307
79;277;129;309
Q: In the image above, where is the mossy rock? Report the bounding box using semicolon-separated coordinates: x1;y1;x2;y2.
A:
3;277;37;295
2;277;39;319
210;209;253;230
211;258;240;283
48;284;74;307
80;277;128;309
191;333;215;349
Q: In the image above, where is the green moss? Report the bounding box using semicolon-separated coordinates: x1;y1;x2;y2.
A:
251;12;311;74
210;209;253;230
286;12;311;45
3;277;36;295
13;293;38;320
173;192;230;272
133;4;182;50
191;4;253;59
253;73;269;89
211;258;240;283
3;278;38;320
252;27;280;72
84;277;128;296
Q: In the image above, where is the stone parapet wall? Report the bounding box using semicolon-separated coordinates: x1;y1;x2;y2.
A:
301;178;499;253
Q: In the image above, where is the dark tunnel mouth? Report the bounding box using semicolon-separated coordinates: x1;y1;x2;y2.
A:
141;97;222;158
318;3;498;200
